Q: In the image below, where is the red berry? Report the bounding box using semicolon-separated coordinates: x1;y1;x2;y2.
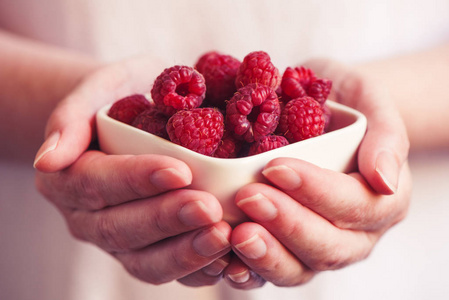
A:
166;107;224;156
213;131;243;158
307;78;332;105
280;66;316;103
151;65;206;116
226;83;281;143
248;135;289;156
277;96;325;142
108;94;152;125
132;107;169;139
195;51;241;109
235;51;281;90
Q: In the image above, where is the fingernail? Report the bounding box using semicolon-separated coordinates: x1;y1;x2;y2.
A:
262;165;302;190
375;151;399;194
234;234;267;260
178;201;220;227
150;168;191;190
202;258;229;276
236;193;277;222
193;227;231;257
227;270;250;283
33;131;60;168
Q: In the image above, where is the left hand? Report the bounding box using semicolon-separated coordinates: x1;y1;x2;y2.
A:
222;58;412;289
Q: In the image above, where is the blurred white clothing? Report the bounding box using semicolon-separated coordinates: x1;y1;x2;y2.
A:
0;1;448;299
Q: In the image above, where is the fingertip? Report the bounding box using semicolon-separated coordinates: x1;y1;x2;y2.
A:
374;150;400;194
150;167;192;190
34;122;93;172
33;131;61;171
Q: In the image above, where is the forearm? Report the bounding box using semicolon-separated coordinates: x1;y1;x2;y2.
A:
354;43;449;151
0;29;99;161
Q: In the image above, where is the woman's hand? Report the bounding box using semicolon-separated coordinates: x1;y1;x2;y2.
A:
223;58;412;289
34;56;232;286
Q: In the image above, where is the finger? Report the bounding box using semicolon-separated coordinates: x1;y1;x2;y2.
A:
303;58;410;194
235;184;378;271
223;254;266;289
177;255;231;287
64;189;222;252
115;221;232;285
33;82;111;172
261;157;410;231
35;151;192;210
227;223;315;287
33;58;167;173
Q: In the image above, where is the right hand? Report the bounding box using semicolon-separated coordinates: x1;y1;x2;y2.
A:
34;56;232;286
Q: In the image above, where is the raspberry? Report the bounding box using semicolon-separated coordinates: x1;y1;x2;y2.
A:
195;51;241;109
166;107;224;156
132;107;169;139
280;66;316;103
151;65;206;116
248;135;289;156
307;78;332;105
107;94;152;125
277;96;325;142
235;51;281;90
213;131;243;158
226;83;281;143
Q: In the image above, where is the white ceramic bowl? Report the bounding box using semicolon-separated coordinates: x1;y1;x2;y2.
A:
96;101;367;224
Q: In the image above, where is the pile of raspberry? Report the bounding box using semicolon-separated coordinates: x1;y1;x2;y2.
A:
107;51;332;158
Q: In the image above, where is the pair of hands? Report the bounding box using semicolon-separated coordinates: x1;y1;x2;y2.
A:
34;56;412;289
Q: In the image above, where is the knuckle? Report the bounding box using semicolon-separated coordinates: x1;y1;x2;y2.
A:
308;248;350;271
122;256;168;285
332;205;368;229
96;215;128;251
272;271;315;287
75;177;108;210
172;251;201;273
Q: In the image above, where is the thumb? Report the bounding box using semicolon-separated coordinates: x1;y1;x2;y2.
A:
33;96;95;172
303;58;410;195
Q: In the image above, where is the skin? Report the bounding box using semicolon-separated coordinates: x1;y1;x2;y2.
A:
1;28;448;289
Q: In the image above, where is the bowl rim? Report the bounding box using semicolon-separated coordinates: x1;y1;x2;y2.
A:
96;100;367;163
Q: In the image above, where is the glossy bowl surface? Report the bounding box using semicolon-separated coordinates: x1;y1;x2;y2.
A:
96;101;367;224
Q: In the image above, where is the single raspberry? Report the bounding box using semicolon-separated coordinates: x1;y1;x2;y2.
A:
166;107;224;156
307;78;332;105
280;66;316;103
151;65;206;116
226;83;281;143
277;96;325;142
248;135;289;156
132;107;169;139
213;131;243;158
195;51;241;109
235;51;281;90
107;94;152;125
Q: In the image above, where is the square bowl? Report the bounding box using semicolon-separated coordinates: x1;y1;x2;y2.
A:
96;101;367;225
